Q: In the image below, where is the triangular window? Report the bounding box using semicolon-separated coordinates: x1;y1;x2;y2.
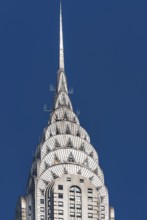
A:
64;167;68;174
77;130;80;137
62;94;66;105
55;114;60;121
55;139;61;149
63;112;68;121
66;125;71;134
51;171;59;179
47;147;51;153
56;127;60;135
84;136;87;141
89;176;94;181
79;143;85;152
83;158;89;167
50;132;52;137
93;168;98;175
89;151;93;158
54;154;60;164
45;162;49;170
66;138;73;148
68;152;75;163
73;117;76;123
43;179;48;186
77;169;81;175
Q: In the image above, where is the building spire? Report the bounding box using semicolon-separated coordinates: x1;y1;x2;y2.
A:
53;1;73;111
59;1;65;70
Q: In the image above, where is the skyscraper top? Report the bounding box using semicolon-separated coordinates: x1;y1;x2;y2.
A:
14;2;115;220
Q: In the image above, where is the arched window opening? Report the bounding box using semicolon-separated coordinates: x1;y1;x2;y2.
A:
46;185;54;220
69;186;82;220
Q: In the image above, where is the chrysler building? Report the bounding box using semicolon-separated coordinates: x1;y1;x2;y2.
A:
15;2;115;220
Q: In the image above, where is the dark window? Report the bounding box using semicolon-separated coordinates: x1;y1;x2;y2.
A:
100;196;105;203
88;197;93;202
48;200;51;207
40;215;44;220
88;205;93;210
76;213;82;217
70;213;75;217
58;201;63;207
58;210;63;215
101;205;105;211
67;177;71;181
101;214;105;219
88;188;93;194
40;199;44;204
88;213;93;218
76;206;82;210
58;193;63;199
41;190;44;196
80;179;84;183
40;207;44;212
58;185;63;190
77;131;80;137
70;204;75;208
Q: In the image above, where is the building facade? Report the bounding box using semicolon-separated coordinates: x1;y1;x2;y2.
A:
15;3;115;220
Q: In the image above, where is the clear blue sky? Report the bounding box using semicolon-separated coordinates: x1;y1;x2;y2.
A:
0;0;147;219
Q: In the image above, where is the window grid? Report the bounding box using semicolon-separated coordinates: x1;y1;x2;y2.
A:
69;186;82;220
